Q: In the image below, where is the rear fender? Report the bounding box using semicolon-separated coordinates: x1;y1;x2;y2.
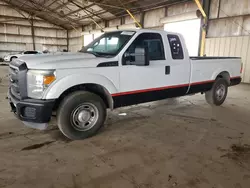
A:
211;68;231;81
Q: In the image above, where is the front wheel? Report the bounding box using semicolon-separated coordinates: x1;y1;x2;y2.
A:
57;91;107;140
205;78;228;106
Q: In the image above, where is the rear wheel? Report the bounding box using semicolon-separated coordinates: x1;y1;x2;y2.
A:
57;91;107;140
205;78;228;106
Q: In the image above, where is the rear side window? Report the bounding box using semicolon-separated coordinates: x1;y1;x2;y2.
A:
167;35;184;59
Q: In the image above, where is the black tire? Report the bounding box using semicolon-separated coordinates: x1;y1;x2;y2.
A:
57;91;107;140
205;78;228;106
10;56;17;62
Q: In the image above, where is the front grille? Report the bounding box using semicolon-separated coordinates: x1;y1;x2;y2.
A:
9;64;20;98
9;59;28;99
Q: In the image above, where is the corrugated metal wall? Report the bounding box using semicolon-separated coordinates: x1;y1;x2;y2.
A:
68;28;82;52
0;0;68;57
205;36;250;83
206;0;250;83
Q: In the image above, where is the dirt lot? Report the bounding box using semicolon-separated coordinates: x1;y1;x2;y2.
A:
1;65;250;188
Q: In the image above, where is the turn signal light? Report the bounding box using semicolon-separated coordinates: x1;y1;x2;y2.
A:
44;75;56;85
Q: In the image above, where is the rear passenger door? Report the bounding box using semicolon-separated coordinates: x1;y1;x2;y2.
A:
166;34;191;86
116;32;190;107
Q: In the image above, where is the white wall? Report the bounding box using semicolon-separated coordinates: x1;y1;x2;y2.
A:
164;19;201;56
206;0;250;83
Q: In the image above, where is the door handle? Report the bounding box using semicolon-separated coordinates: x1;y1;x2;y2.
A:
165;66;170;75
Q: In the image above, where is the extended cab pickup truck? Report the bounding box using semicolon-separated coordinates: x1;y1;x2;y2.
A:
8;29;242;140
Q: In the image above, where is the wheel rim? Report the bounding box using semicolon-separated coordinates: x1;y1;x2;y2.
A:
215;84;226;101
70;103;99;131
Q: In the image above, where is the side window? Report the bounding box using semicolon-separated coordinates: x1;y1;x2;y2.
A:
125;33;165;62
24;51;38;54
167;35;184;59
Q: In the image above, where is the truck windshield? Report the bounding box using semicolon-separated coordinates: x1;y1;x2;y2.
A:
81;31;135;57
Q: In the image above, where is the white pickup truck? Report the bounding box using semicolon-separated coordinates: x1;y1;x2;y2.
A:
8;29;242;140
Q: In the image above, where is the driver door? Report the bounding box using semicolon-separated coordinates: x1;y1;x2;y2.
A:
115;32;179;107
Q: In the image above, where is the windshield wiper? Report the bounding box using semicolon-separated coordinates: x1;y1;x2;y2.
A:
81;50;115;57
95;52;116;56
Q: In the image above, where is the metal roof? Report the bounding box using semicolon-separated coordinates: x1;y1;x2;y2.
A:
3;0;190;29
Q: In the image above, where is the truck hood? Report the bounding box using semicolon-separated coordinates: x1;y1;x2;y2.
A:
18;52;111;69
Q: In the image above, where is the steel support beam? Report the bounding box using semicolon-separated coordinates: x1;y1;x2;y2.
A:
63;3;96;17
82;0;190;23
67;30;69;52
140;11;145;28
46;0;59;7
70;0;106;22
64;8;82;17
4;0;66;29
79;0;136;21
203;0;210;18
52;0;71;11
217;0;221;18
194;0;208;56
31;17;36;50
30;0;80;29
70;0;104;30
126;9;142;28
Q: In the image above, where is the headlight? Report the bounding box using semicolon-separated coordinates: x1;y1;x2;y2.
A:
27;70;56;98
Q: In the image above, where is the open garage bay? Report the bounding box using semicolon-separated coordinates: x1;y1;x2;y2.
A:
0;66;250;188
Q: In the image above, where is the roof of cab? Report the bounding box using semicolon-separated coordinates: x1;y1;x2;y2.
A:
106;29;170;34
103;29;182;38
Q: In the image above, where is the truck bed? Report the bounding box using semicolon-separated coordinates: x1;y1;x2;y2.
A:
189;56;242;84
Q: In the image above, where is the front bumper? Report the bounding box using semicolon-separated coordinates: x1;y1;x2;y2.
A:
8;90;55;124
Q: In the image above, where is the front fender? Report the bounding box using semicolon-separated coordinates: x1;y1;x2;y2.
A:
43;73;119;100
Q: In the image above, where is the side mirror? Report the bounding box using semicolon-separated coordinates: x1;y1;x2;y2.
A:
124;47;149;66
